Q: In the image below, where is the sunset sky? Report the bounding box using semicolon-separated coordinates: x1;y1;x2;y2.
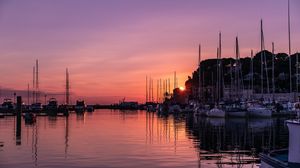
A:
0;0;299;104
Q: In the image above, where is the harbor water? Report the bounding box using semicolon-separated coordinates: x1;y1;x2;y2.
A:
0;109;290;168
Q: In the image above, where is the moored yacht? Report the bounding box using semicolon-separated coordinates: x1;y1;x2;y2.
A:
206;106;226;118
194;104;210;116
75;100;86;113
31;103;42;113
225;102;248;117
0;98;15;113
45;98;58;115
247;103;272;118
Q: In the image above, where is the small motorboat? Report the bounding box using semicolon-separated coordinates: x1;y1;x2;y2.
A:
86;105;94;112
75;100;86;113
45;98;58;116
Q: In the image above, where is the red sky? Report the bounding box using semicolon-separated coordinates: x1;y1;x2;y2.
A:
0;0;299;104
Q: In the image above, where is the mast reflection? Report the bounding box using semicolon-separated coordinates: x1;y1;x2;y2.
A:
186;115;289;167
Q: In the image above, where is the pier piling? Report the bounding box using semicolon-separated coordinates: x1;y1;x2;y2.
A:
16;96;22;145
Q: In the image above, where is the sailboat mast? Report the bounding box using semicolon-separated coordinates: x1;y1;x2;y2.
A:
211;71;214;103
202;70;205;102
216;47;220;104
151;78;154;102
27;83;30;105
218;32;222;103
66;68;70;105
36;59;39;103
168;78;170;94
156;80;159;103
32;66;35;104
251;50;254;98
261;20;270;95
146;76;148;103
198;44;202;102
260;20;264;96
272;43;275;100
165;79;167;96
149;77;152;102
235;37;240;99
174;71;177;89
163;79;165;99
164;79;166;99
159;78;162;103
297;52;299;97
288;0;292;98
230;61;233;99
149;77;151;102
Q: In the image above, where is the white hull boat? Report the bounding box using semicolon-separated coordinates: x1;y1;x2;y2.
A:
206;107;225;118
248;106;272;117
227;110;248;117
286;120;300;164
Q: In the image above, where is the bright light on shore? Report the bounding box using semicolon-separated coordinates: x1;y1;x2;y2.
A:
179;86;185;91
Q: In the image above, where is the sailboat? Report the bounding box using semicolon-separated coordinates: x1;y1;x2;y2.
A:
260;3;300;166
248;20;272;118
226;36;248;117
45;98;58;116
207;32;226;118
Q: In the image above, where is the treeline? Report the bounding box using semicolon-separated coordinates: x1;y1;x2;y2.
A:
185;50;300;97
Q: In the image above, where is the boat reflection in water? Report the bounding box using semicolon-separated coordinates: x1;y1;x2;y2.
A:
260;119;300;168
186;114;289;167
0;109;291;168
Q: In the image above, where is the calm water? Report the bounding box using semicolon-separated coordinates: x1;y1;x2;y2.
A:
0;109;289;168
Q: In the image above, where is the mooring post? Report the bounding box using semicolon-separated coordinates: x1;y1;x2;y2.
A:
16;96;22;145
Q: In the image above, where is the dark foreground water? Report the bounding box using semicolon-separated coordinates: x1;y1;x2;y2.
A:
0;109;289;168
